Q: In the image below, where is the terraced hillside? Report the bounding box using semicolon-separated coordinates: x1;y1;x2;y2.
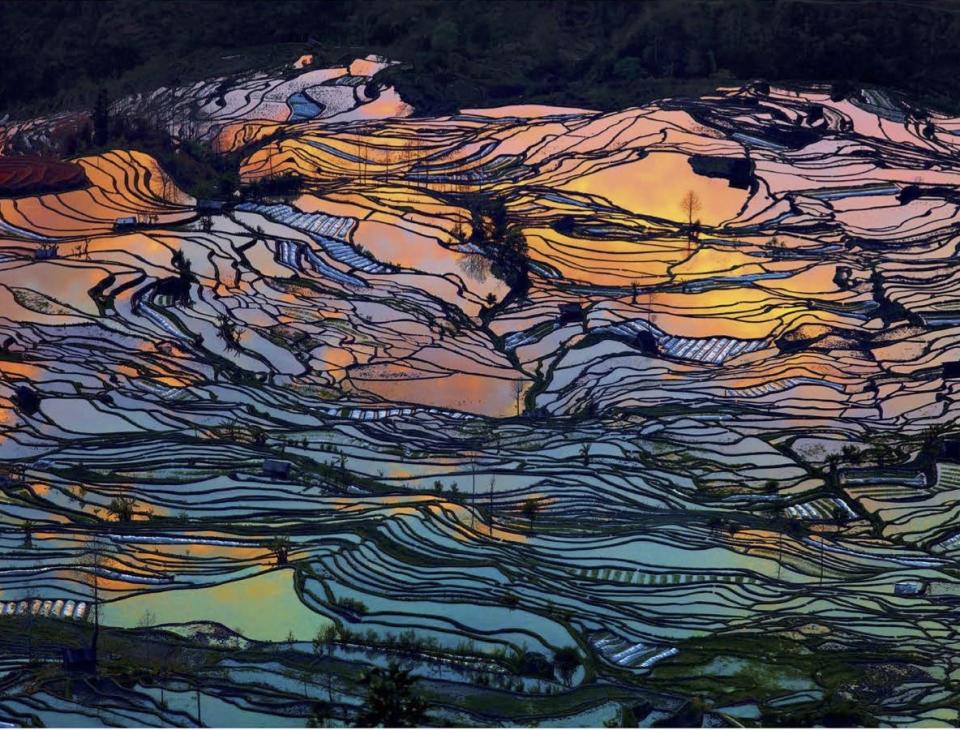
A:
3;55;960;727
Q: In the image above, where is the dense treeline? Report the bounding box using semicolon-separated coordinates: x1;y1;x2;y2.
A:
2;0;960;118
53;89;243;198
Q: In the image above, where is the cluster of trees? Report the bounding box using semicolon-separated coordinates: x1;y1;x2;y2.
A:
354;663;427;728
823;426;950;479
241;172;305;199
52;88;242;201
456;194;529;296
5;1;960;120
306;659;430;728
314;621;581;688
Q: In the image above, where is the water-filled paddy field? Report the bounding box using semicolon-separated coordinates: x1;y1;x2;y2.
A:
3;54;960;727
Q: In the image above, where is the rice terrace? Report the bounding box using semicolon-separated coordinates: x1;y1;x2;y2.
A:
4;1;960;727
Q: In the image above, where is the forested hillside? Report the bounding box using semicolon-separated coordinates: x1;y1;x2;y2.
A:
2;0;959;117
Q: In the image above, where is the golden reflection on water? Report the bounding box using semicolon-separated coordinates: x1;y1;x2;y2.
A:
562;152;748;225
671;247;767;282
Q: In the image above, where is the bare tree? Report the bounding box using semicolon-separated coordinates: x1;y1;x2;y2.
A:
470;455;477;530
312;624;339;703
313;624;338;659
680;190;702;227
78;535;107;662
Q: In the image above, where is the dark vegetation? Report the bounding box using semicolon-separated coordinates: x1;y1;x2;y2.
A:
0;612;645;727
43;86;310;199
647;632;916;727
356;662;428;728
0;157;88;196
456;193;530;296
53;89;244;200
3;0;960;121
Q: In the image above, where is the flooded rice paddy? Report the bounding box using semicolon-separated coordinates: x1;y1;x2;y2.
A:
2;55;960;726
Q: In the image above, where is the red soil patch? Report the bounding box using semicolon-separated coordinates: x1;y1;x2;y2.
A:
0;156;89;196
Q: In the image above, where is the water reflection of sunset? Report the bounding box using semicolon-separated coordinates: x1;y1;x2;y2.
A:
641;287;856;340
562;152;748;225
6;56;960;721
349;367;523;417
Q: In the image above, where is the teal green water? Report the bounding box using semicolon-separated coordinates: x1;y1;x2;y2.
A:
107;568;332;642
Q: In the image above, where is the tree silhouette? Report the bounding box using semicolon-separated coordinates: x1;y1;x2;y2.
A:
873;441;893;469
171;249;195;303
93;88;110;147
488;476;496;536
680;190;701;227
107;496;135;522
78;536;106;662
313;624;338;658
513;380;524;416
311;624;339;703
817;523;826;585
841;444;862;466
268;536;291;566
307;700;331;728
825;453;841;488
553;647;581;686
354;662;427;727
24;586;37;663
217;315;242;351
521;497;540;530
920;425;947;461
